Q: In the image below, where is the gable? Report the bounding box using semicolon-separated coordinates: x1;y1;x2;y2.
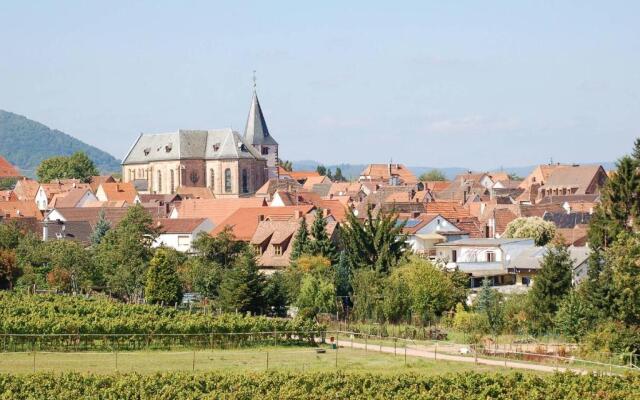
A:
416;215;461;235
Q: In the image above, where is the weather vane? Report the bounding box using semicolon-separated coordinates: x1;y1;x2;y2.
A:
252;70;257;89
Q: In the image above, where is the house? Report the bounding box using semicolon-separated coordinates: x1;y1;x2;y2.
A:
153;218;214;252
89;175;116;193
401;213;468;259
48;188;98;208
539;164;607;199
96;182;140;204
46;207;131;227
13;179;40;201
35;181;91;211
255;178;304;200
176;186;215;199
211;205;315;241
359;164;418;185
251;212;338;271
170;197;267;226
435;238;537;289
42;220;93;244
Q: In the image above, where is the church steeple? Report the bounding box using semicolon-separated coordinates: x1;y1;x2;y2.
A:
244;75;278;146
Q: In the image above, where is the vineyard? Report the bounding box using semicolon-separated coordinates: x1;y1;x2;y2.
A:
0;371;638;399
0;293;321;350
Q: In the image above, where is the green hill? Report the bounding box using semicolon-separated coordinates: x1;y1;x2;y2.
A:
0;110;121;176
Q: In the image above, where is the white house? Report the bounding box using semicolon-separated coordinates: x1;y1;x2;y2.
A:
402;214;469;259
153;218;214;252
435;238;536;289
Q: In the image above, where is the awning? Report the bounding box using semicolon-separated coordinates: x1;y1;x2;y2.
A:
415;233;446;240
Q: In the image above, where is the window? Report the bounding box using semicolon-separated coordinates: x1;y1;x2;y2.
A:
224;168;232;193
451;250;457;262
486;251;496;262
157;170;162;193
170;170;175;194
254;244;263;255
209;168;214;190
177;235;190;247
261;147;269;155
242;169;248;193
274;245;282;256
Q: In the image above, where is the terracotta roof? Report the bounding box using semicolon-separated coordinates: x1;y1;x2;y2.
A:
0;200;42;220
83;200;128;208
329;182;364;196
0;156;21;178
156;218;208;233
453;217;487;238
40;181;91;199
303;176;332;190
97;182;138;203
49;207;132;228
256;179;303;198
359;164;418;184
13;179;40;201
423;201;471;220
89;175;116;193
282;170;321;181
423;181;451;192
176;198;267;225
488;172;510;182
519;164;564;189
543;165;606;195
212;205;315;241
399;213;439;234
555;227;588;247
49;188;93;208
494;208;518;236
176;186;215;199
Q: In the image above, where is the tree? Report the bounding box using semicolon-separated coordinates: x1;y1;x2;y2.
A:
633;138;640;162
316;165;327;176
340;207;408;274
334;251;351;298
290;217;309;261
0;221;25;250
217;248;266;314
351;269;384;321
306;209;336;261
418;169;446;182
263;272;289;317
0;250;18;290
90;210;111;246
36;152;98;183
333;167;346;182
602;233;640;325
475;278;504;336
192;227;246;268
503;217;557;246
46;240;96;293
554;291;590;343
507;172;523;181
278;159;293;172
94;204;158;301
145;247;184;305
326;169;333;181
527;244;573;334
295;274;336;320
178;257;222;299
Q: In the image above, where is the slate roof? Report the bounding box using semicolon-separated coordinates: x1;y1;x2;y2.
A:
45;220;93;244
543;211;592;229
244;91;278;146
123;129;264;164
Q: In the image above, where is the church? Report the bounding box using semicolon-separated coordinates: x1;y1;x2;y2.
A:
122;88;279;197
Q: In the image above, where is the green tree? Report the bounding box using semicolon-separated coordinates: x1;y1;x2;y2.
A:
351;269;384;321
0;221;26;250
503;217;557;246
603;233;640;325
418;169;446;181
192;227;247;268
527;244;573;334
178;257;222;299
278;159;293;172
290;217;309;261
36;152;98;183
507;172;523;180
217;248;266;314
633;137;640;162
333;167;346;182
90;210;111;246
554;291;590;343
145;247;184;305
46;240;96;293
316;165;327;176
334;251;351;298
295;274;336;320
263;272;289;317
306;208;336;261
0;250;18;290
340;207;408;274
475;278;504;336
94;204;158;301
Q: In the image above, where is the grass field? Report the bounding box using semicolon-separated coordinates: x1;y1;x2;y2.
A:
0;346;510;375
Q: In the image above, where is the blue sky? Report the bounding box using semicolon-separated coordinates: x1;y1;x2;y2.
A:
1;1;639;169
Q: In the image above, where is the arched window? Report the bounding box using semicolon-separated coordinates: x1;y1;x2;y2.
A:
170;170;175;194
224;168;232;193
157;170;162;193
242;169;248;193
209;168;215;191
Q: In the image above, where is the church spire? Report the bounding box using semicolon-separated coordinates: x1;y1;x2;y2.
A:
244;73;278;146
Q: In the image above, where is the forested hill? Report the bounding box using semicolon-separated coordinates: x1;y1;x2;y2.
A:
0;110;121;176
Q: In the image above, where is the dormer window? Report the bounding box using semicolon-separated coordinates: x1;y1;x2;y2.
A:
213;143;220;152
165;143;172;153
274;244;282;256
238;143;248;152
143;148;151;156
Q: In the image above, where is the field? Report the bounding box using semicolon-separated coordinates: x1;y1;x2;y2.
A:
0;346;506;375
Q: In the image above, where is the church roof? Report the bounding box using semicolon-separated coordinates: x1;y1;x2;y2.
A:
244;91;278;146
122;129;264;164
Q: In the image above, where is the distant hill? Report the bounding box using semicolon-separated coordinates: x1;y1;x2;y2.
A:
0;110;121;177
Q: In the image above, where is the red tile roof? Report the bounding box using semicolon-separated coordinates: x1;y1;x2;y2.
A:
0;200;41;220
360;164;418;184
211;205;315;241
0;156;21;178
157;218;208;233
176;198;267;225
98;182;138;203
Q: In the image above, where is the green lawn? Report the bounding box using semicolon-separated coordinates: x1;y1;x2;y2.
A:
0;346;509;375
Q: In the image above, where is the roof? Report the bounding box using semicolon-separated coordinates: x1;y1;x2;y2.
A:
89;175;116;192
157;218;208;233
282;170;320;181
543;165;606;194
176;198;267;225
244;90;278;146
123;129;264;164
0;200;41;220
0;156;20;178
13;179;40;201
256;179;303;198
176;186;215;199
437;238;533;247
359;164;418;184
423;181;451;192
399;213;439;234
212;205;315;241
49;207;131;228
543;211;592;229
48;188;93;208
98;182;138;203
494;208;518;235
39;181;91;198
556;227;589;246
45;220;93;244
423;201;471;220
303;176;332;190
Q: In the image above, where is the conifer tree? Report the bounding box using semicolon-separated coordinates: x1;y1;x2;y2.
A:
217;248;266;314
306;208;336;261
334;251;351;298
90;210;111;246
145;248;183;305
632;138;640;162
527;244;573;334
290;217;309;260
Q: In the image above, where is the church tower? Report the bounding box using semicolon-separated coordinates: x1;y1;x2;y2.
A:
244;80;279;179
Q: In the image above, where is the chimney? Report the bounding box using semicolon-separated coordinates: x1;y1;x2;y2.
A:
258;214;265;222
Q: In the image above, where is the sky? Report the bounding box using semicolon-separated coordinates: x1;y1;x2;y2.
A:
1;1;639;170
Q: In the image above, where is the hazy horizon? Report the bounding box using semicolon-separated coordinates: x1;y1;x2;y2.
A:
1;1;638;170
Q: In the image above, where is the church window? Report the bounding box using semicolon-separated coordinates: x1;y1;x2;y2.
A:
170;170;175;194
157;170;162;193
224;168;232;193
209;169;215;191
242;169;248;193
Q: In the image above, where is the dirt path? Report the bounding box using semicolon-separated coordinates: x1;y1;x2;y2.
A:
339;339;588;374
